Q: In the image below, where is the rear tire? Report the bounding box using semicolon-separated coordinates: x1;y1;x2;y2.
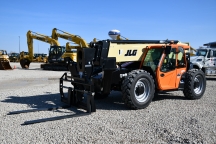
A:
121;69;155;109
183;69;206;99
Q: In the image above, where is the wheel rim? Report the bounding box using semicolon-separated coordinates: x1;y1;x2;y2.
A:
134;78;150;103
194;75;203;95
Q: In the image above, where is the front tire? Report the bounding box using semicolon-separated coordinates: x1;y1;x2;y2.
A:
183;69;206;99
121;69;155;109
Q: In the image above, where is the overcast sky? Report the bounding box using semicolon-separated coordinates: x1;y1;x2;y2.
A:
0;0;215;54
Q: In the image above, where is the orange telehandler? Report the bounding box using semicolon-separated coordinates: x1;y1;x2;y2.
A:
8;39;206;125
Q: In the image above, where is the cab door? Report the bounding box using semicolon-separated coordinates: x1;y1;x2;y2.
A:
156;48;178;90
213;50;216;66
175;46;187;88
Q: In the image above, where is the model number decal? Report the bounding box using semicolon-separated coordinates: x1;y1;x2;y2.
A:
125;50;137;56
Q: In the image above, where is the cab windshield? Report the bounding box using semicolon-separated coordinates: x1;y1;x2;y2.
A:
49;47;65;55
143;48;164;71
11;53;18;57
0;50;7;55
196;49;207;56
49;46;65;60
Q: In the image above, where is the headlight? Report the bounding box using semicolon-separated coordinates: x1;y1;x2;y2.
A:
196;59;202;62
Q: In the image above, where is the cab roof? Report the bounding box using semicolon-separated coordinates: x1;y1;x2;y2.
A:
203;41;216;48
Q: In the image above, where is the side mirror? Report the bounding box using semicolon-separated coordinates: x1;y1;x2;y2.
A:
165;46;172;54
210;50;213;57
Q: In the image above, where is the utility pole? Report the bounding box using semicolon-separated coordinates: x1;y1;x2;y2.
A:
19;36;20;53
38;42;39;53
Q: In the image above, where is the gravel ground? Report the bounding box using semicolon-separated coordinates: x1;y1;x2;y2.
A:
0;62;215;143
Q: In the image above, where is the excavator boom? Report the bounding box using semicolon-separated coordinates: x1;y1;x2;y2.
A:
49;28;92;69
52;28;89;48
20;30;61;68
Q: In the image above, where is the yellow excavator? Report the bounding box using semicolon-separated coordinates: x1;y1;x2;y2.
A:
181;42;197;56
188;47;196;56
51;28;91;64
9;52;19;62
0;50;12;70
20;30;65;68
33;53;47;63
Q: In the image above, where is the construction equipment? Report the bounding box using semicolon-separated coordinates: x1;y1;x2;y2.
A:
51;28;90;64
20;30;65;69
191;41;216;75
41;28;92;71
19;51;28;63
189;47;197;56
9;52;19;62
181;42;197;56
20;52;48;63
8;39;206;125
59;39;206;112
40;46;67;70
41;53;48;63
34;53;48;63
0;50;13;70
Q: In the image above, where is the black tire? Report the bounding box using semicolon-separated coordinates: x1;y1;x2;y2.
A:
183;69;206;99
121;69;155;109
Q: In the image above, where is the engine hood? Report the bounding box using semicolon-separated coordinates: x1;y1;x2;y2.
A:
190;56;203;62
0;55;9;59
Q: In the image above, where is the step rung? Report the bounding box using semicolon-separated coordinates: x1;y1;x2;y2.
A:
63;79;71;82
62;86;70;89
